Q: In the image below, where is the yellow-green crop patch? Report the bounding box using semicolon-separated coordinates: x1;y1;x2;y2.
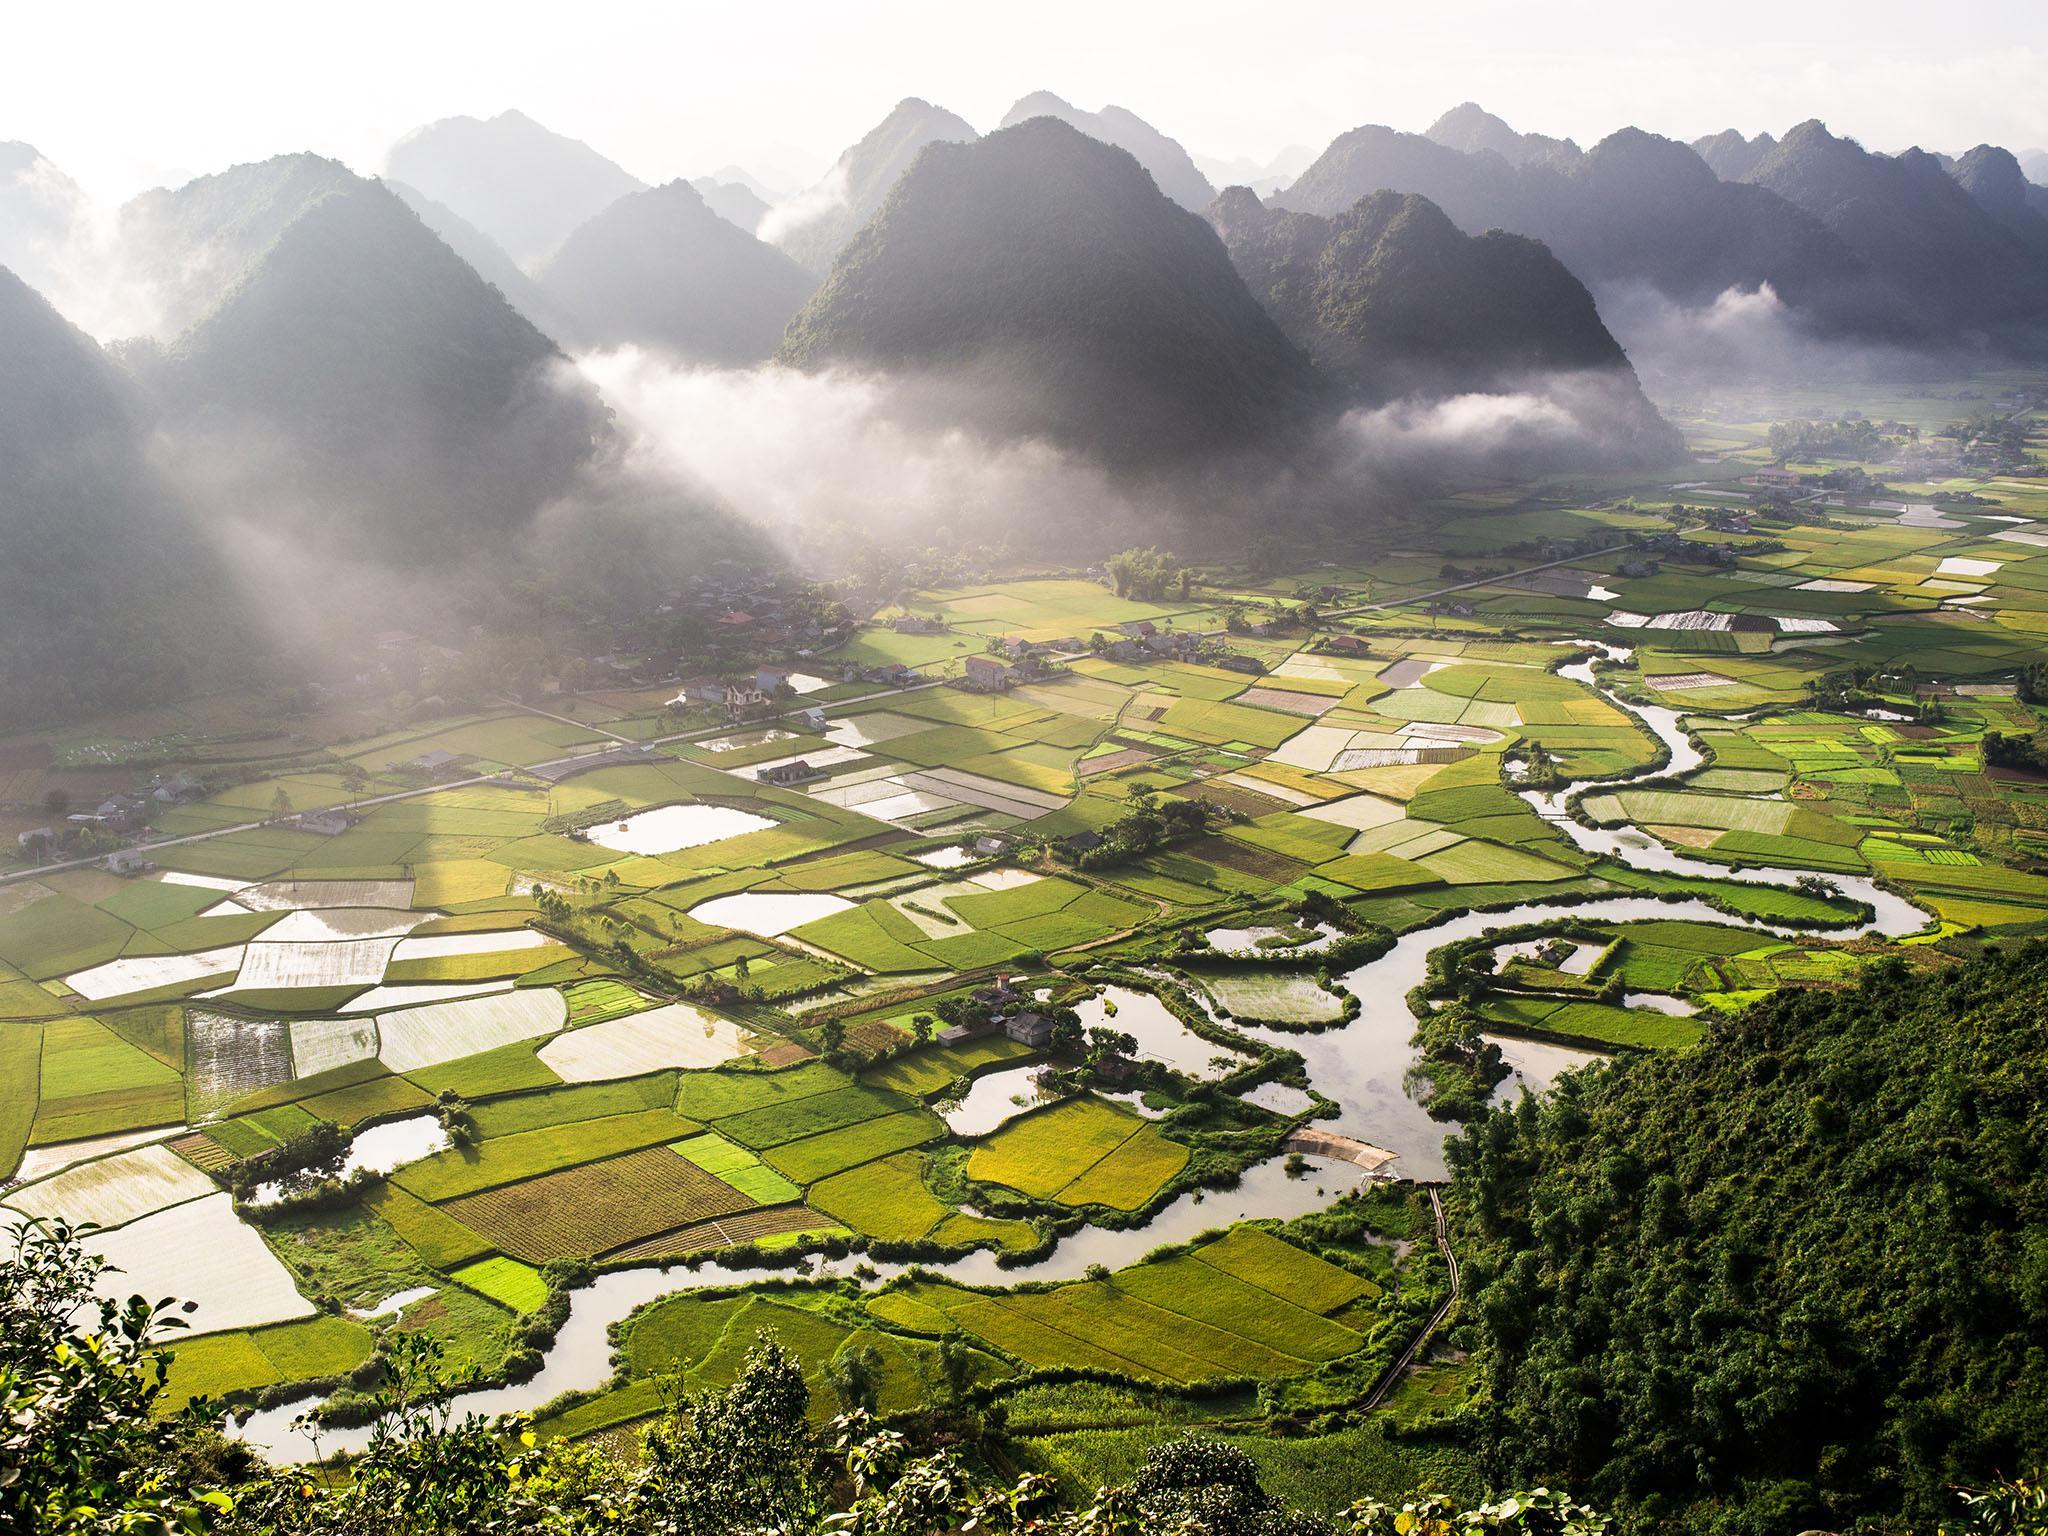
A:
452;1256;551;1313
965;1096;1187;1209
392;1108;700;1202
758;1109;946;1183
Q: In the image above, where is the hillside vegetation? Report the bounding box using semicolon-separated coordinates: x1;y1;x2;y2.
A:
783;117;1321;470
1451;941;2048;1534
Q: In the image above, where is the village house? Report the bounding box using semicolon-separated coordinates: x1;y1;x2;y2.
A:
1215;653;1264;675
723;683;771;719
936;1016;997;1046
103;848;153;875
1142;631;1197;659
1743;468;1803;491
892;614;946;634
69;795;148;833
150;773;204;804
395;748;465;774
293;809;361;837
1093;1053;1138;1084
1321;634;1372;657
756;760;820;786
975;973;1023;1010
1002;1012;1056;1048
963;655;1012;693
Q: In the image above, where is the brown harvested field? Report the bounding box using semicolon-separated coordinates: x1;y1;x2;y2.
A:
841;1019;909;1057
755;1042;815;1068
1234;688;1337;716
169;1131;236;1172
1178;835;1304;882
1168;781;1289;818
1078;749;1156;777
603;1203;834;1261
442;1147;755;1263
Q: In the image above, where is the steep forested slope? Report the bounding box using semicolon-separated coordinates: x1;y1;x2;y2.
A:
1208;187;1680;463
772;98;978;273
539;180;817;364
141;160;607;553
1742;120;2048;335
1452;943;2048;1534
1276;121;1903;339
783;117;1319;470
0;269;240;726
999;91;1217;210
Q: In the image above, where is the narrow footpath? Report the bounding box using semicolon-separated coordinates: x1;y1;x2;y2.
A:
1359;1186;1462;1413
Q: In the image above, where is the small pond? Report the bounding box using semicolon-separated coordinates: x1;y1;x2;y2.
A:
250;1113;449;1205
1073;986;1252;1079
1238;1080;1316;1117
688;890;854;937
586;804;775;855
1486;1035;1608;1104
941;1064;1061;1136
1196;968;1347;1026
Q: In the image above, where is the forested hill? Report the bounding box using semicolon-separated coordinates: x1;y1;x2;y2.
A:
0;268;242;727
781;117;1320;471
1449;941;2048;1534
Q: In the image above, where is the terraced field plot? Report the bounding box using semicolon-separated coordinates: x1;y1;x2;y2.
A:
965;1097;1188;1211
866;1227;1375;1384
441;1146;756;1263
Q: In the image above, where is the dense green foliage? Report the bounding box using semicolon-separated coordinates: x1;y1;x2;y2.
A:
1209;189;1627;400
776;97;979;274
1450;942;2048;1533
152;159;607;554
782;117;1321;469
0;268;245;727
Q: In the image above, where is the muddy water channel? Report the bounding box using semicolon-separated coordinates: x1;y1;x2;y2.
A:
234;1151;1371;1461
236;640;1931;1460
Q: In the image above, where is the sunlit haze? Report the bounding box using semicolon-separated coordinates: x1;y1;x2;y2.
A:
8;0;2045;202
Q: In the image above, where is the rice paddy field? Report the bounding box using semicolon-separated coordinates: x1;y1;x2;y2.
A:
6;376;2046;1471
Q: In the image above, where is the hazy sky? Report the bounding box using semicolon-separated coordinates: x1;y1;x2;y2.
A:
9;0;2046;203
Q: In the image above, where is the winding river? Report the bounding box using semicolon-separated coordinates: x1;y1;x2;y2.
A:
234;639;1927;1460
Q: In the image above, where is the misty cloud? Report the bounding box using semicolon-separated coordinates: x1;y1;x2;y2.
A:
1597;280;1957;388
755;164;849;246
572;346;1159;557
1329;368;1675;473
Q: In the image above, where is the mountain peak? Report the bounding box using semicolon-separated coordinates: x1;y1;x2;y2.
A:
784;114;1316;470
1426;102;1581;167
1584;127;1717;190
385;109;644;269
767;97;978;272
1005;90;1073;118
1692;128;1777;180
995;91;1216;209
539;176;816;364
1951;144;2027;204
